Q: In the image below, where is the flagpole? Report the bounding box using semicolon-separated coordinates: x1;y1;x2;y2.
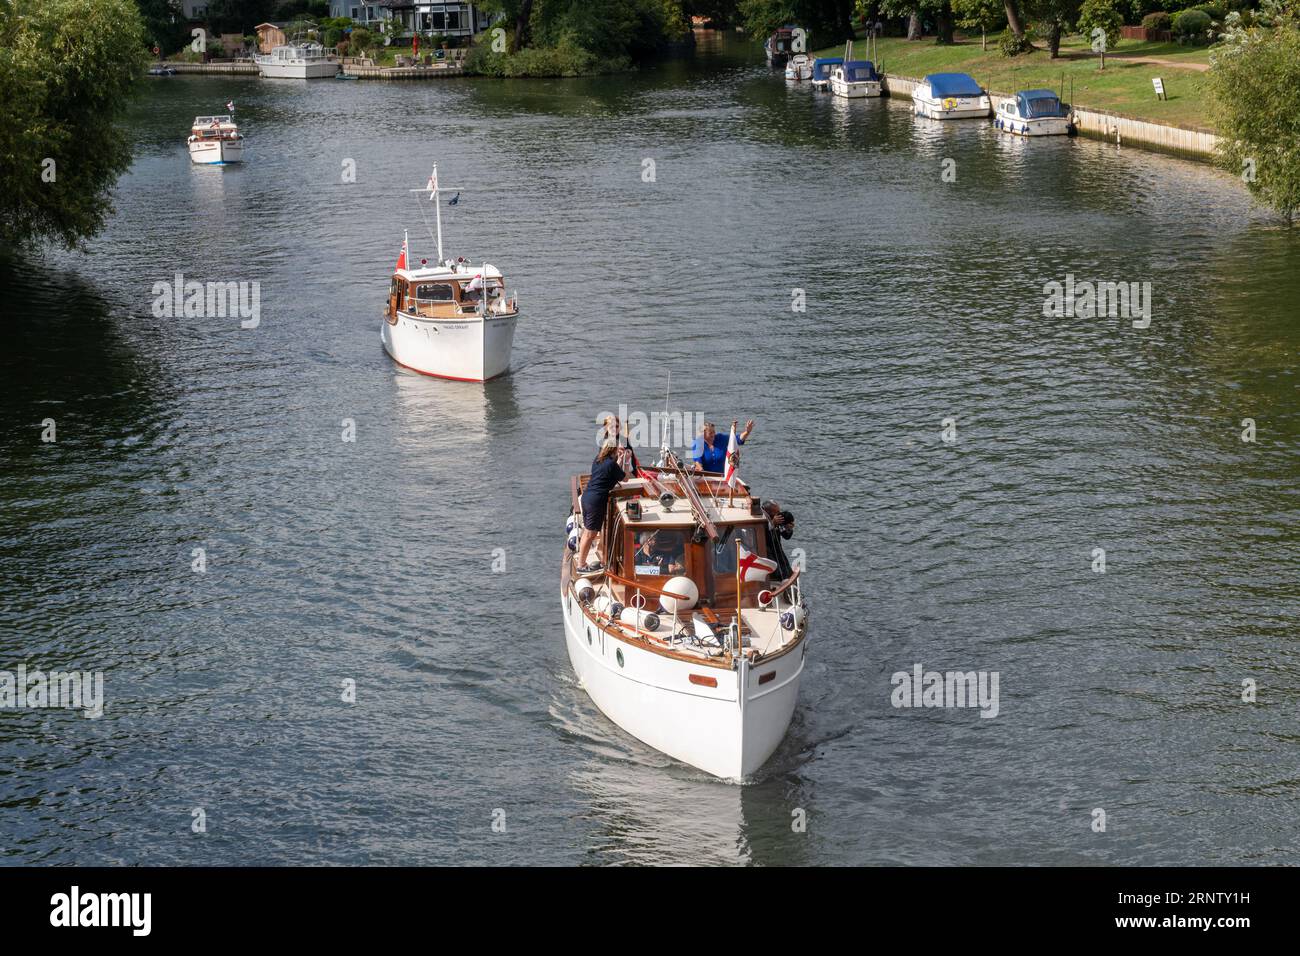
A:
735;537;742;656
433;163;443;264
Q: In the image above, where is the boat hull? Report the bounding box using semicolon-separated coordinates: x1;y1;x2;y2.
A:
994;114;1071;136
188;139;244;164
831;79;881;98
560;591;805;779
912;90;991;119
382;309;516;382
256;59;339;79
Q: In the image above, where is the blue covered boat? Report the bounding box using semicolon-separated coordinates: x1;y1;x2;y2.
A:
811;57;842;90
830;60;881;98
912;72;990;119
994;89;1073;136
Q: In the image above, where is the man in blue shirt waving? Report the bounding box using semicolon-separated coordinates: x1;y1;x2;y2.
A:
691;419;754;474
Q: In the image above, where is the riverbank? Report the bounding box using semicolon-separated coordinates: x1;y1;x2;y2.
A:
819;34;1214;130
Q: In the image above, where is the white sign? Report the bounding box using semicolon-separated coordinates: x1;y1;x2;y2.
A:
1152;77;1165;99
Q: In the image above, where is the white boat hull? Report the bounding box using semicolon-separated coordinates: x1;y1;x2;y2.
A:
382;309;516;382
994;114;1071;137
256;59;339;79
830;79;881;98
913;89;991;120
561;591;805;779
188;139;243;164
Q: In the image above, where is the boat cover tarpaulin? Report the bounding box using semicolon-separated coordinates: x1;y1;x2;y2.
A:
925;73;984;97
844;61;879;82
812;57;842;80
1017;89;1069;118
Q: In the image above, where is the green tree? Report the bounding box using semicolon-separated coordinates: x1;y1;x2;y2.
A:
1209;2;1300;221
135;0;189;54
1025;0;1080;55
0;0;148;252
1077;0;1123;65
953;0;1008;49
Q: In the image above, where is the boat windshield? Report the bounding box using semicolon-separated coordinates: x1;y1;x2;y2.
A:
414;282;454;302
632;529;688;578
711;524;761;575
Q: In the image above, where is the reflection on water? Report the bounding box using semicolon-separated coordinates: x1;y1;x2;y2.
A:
1;30;1297;866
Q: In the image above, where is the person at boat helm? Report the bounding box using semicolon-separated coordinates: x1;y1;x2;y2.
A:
634;531;685;576
763;500;795;580
576;440;629;574
691;419;754;473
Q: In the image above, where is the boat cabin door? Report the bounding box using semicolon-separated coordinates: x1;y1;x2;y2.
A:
387;277;404;322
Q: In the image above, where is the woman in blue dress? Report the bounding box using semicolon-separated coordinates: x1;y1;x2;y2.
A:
691;419;755;473
576;441;627;573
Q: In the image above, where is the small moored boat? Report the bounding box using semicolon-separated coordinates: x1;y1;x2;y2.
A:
994;89;1073;136
912;72;991;120
830;59;882;98
784;53;812;81
764;27;797;65
187;114;244;165
562;450;809;779
381;165;519;382
810;57;842;91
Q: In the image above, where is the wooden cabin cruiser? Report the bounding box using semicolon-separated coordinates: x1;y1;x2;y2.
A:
381;165;519;382
561;453;809;779
764;27;796;65
784;53;812;81
830;60;882;98
810;57;842;91
255;41;339;78
912;73;991;120
994;89;1073;136
187;115;244;165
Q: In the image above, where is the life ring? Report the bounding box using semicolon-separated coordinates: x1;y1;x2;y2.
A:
942;97;957;110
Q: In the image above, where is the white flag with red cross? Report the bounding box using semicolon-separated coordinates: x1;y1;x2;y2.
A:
737;542;777;583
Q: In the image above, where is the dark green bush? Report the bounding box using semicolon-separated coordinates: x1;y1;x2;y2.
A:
1173;8;1212;39
1142;11;1173;30
998;27;1034;56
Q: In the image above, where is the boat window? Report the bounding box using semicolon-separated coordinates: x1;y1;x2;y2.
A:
414;283;454;302
631;529;687;578
712;525;760;575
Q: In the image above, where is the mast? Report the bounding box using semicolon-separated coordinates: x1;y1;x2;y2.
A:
433;163;443;264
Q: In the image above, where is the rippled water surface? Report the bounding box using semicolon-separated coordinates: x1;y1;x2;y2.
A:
2;33;1297;865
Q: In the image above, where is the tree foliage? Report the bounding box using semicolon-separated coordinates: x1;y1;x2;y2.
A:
1209;1;1300;221
0;0;148;252
1077;0;1123;50
738;0;856;45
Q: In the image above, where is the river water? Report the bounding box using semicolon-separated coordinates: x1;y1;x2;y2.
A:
2;32;1297;865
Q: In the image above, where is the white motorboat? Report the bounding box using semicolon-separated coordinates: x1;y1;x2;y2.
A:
994;89;1074;136
381;165;519;382
255;41;339;78
784;53;812;81
187;115;244;165
562;451;808;779
912;72;991;119
830;59;882;98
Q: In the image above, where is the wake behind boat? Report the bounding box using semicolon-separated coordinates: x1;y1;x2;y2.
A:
381;165;519;382
561;446;808;779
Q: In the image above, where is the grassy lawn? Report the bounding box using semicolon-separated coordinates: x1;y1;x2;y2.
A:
816;34;1215;129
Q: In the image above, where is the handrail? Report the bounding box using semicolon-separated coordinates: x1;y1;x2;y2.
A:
600;568;692;603
769;567;801;599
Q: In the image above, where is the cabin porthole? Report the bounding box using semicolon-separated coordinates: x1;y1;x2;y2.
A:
616;648;625;668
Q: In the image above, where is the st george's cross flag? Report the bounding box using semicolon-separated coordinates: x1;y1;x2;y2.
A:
723;422;740;488
737;542;778;583
426;168;437;200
